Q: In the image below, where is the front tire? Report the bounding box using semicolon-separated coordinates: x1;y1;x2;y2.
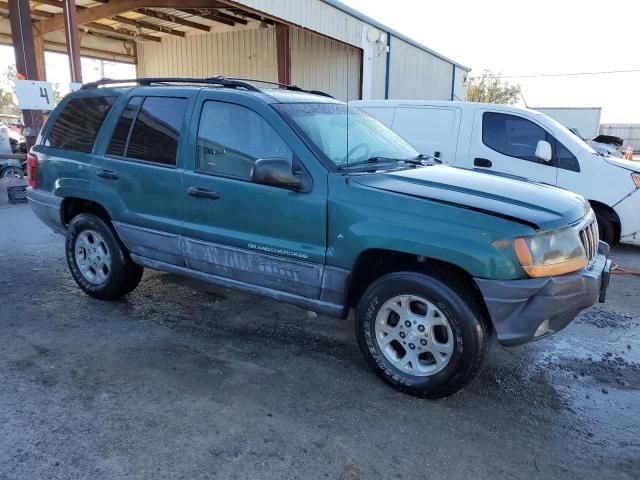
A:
594;210;615;246
356;271;490;398
65;213;143;300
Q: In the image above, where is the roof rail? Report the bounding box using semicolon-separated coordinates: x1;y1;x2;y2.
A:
80;76;261;92
227;77;334;98
81;76;334;98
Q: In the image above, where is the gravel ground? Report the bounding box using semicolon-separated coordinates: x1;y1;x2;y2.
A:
0;204;639;480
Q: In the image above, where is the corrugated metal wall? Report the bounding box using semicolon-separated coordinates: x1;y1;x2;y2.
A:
368;41;387;100
290;27;362;101
388;36;454;100
137;28;278;81
453;66;468;101
235;0;363;47
600;124;640;152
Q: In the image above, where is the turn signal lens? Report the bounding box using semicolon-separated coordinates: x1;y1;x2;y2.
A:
513;226;587;278
632;173;640;188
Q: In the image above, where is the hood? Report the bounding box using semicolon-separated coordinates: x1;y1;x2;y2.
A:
604;155;640;172
351;165;590;231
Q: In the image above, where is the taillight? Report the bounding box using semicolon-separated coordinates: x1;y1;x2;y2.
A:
27;153;38;188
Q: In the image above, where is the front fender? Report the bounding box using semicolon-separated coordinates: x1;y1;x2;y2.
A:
327;176;532;280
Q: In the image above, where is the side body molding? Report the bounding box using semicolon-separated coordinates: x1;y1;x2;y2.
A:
112;222;350;317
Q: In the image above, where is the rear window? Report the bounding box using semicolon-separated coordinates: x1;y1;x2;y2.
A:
45;96;116;152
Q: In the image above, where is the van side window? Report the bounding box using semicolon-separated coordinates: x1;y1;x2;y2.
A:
126;97;188;166
45;96;116;152
555;140;580;172
482;112;549;163
106;96;142;157
196;101;292;180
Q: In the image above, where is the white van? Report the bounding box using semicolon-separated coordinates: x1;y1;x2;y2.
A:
351;100;640;246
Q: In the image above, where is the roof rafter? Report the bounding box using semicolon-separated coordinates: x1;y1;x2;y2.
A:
0;1;54;18
178;8;248;26
84;21;162;42
111;15;185;37
135;8;210;32
36;0;224;35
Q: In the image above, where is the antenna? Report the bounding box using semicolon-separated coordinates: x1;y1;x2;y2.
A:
345;17;350;176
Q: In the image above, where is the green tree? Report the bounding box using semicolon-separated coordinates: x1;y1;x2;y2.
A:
466;71;522;104
0;65;19;115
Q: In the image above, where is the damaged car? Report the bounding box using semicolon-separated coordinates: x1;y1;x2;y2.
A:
27;77;611;398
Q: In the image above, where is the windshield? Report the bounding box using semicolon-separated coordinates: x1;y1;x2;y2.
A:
538;113;598;155
275;103;418;167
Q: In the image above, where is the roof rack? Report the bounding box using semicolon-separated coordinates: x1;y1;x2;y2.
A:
81;76;261;92
80;76;333;98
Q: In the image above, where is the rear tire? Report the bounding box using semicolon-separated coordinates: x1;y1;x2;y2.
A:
355;271;490;398
2;167;24;179
65;213;143;300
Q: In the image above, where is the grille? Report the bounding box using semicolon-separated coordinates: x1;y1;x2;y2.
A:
578;216;599;263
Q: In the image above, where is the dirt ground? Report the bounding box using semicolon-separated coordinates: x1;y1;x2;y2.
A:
0;204;638;480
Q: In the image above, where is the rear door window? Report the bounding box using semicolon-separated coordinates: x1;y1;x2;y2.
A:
45;96;116;152
125;97;188;166
106;96;142;157
482;112;549;163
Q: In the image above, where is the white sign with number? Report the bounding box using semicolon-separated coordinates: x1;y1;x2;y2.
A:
14;80;55;111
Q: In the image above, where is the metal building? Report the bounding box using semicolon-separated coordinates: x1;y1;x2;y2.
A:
600;124;640;153
1;0;469;104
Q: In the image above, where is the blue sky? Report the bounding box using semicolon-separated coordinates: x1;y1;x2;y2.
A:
2;0;638;123
342;0;640;123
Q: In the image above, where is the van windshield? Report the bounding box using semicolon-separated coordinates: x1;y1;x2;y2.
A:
275;103;418;167
537;113;598;155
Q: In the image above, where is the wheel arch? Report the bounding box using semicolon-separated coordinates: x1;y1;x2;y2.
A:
346;248;492;333
61;197;112;228
588;200;621;243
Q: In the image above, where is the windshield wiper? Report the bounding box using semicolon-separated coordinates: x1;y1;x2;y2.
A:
338;156;403;170
339;154;440;171
412;153;442;164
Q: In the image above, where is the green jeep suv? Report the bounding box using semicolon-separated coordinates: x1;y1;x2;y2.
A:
27;77;611;398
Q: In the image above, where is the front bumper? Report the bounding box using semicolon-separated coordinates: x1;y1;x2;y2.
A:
475;242;611;346
26;187;65;235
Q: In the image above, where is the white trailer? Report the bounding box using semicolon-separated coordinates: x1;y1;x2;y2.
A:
533;107;602;139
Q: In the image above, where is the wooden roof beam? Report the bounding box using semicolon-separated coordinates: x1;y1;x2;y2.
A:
135;8;210;32
112;15;186;37
36;0;222;35
0;1;55;18
84;21;162;42
179;8;247;25
175;9;234;27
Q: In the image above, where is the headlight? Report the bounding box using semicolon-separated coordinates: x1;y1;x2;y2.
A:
513;226;587;277
632;173;640;188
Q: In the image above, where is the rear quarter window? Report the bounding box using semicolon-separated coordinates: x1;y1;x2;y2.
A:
44;96;116;152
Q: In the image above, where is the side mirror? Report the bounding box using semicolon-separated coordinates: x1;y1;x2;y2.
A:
535;140;553;163
251;158;302;190
23;127;37;138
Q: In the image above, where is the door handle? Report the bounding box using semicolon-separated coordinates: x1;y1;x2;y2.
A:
474;158;492;168
96;168;119;180
187;186;220;200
